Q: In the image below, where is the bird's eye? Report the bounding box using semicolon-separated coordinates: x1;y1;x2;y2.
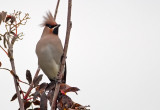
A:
46;24;54;28
48;25;52;28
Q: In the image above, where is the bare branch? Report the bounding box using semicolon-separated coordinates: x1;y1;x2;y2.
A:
0;67;11;72
51;0;72;110
11;13;30;31
9;49;25;110
53;0;60;21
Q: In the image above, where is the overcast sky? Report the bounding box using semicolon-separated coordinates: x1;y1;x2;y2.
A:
0;0;160;110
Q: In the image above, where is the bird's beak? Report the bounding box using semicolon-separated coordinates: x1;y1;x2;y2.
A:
53;24;61;29
56;24;61;28
50;24;61;33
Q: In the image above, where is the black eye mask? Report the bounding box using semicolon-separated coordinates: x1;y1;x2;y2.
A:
46;24;56;28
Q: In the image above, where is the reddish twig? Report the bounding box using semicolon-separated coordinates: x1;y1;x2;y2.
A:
0;45;8;56
18;84;25;98
51;0;72;110
18;79;29;85
26;98;32;101
24;67;40;100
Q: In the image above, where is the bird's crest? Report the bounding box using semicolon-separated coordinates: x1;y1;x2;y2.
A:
41;11;57;27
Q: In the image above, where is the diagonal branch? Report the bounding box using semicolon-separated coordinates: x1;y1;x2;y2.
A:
7;25;25;110
9;46;24;110
53;0;60;21
51;0;72;110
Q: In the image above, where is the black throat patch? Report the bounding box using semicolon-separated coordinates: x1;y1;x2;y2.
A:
53;26;59;35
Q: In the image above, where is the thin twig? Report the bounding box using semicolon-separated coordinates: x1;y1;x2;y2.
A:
53;0;60;21
0;45;8;56
24;67;40;100
51;0;72;110
0;67;11;71
7;25;25;110
0;67;17;78
18;79;30;86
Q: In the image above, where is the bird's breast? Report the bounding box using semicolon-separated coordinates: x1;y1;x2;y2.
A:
36;44;61;80
36;36;63;80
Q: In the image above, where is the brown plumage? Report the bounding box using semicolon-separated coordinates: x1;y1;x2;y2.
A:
36;11;66;83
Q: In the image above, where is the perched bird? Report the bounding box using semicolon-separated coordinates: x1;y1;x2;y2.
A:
36;11;66;83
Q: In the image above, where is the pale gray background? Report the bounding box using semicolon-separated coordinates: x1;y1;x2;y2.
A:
0;0;160;110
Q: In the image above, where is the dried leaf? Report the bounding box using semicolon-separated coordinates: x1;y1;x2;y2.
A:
10;16;16;24
5;15;11;22
39;82;48;91
40;92;47;110
10;91;24;101
2;11;7;22
24;101;32;109
46;81;55;91
33;100;40;105
47;90;54;105
71;102;81;108
58;94;73;110
10;93;17;101
65;87;80;94
26;70;32;84
33;74;43;87
60;83;80;94
72;102;90;110
60;83;71;92
33;91;40;102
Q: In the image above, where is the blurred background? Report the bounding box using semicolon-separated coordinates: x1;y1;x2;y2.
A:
0;0;160;110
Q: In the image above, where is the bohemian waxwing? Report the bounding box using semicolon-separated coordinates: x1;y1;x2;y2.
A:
36;11;66;83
